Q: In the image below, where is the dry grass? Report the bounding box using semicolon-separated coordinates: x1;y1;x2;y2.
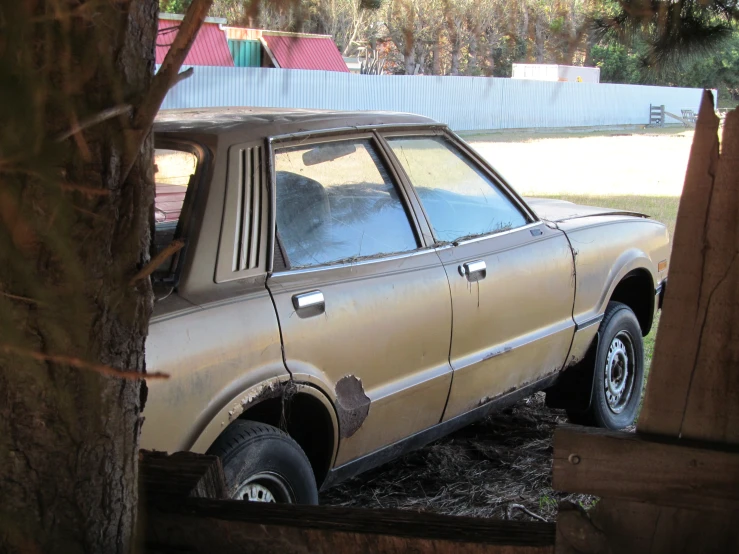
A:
321;393;596;521
321;129;688;521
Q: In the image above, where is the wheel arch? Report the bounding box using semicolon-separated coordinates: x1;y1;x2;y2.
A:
232;382;338;488
192;377;339;490
608;267;655;336
592;248;657;337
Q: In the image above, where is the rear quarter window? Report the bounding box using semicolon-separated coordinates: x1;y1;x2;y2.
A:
153;147;199;278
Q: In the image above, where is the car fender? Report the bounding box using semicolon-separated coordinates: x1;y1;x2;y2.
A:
575;247;656;327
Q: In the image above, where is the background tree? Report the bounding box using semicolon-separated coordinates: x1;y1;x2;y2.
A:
160;0;739;93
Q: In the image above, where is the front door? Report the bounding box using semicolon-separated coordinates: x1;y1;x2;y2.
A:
384;134;576;420
266;134;453;466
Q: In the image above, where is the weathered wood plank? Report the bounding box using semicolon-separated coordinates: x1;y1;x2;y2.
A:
143;498;556;554
138;450;227;500
639;90;739;443
556;499;739;554
552;425;739;511
139;451;554;553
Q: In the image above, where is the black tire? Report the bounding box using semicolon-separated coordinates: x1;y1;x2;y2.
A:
208;420;318;504
566;302;645;429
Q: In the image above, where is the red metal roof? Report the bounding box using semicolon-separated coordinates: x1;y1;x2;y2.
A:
156;20;234;67
262;35;349;72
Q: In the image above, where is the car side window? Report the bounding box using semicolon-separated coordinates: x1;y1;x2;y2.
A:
274;138;419;269
153;147;198;275
387;136;528;243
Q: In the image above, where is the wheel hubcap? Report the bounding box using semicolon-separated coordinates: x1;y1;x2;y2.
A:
234;472;294;504
604;331;635;414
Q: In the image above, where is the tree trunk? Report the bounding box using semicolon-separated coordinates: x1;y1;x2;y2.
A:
520;0;530;61
534;19;546;63
583;33;598;67
432;34;443;75
404;48;417;75
468;31;479;75
417;51;427;75
449;24;462;76
0;1;158;552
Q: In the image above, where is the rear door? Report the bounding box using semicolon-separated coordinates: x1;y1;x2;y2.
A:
266;132;453;466
384;132;576;421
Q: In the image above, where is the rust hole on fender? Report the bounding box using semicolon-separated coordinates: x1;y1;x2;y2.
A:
335;375;371;438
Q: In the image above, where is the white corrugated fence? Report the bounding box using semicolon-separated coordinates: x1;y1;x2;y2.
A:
160;66;706;132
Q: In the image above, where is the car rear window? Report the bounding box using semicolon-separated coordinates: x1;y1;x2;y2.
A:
274;138;419;268
387;136;528;243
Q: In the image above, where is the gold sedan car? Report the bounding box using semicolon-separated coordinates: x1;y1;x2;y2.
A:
142;108;670;504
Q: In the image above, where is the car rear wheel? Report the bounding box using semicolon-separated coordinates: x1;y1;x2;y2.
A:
566;301;645;429
207;420;318;504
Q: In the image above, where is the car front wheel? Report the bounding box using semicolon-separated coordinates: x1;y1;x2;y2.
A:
567;301;645;429
208;420;318;504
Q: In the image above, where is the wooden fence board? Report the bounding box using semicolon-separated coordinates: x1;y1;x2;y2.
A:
140;450;555;553
639;90;739;443
552;426;739;511
143;499;556;554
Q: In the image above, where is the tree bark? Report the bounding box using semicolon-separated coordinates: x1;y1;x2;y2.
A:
534;18;546;63
468;30;479;75
583;33;598;67
404;47;417;75
0;1;158;552
449;21;462;76
432;34;443;75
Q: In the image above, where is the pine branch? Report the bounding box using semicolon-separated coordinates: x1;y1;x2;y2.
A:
121;0;214;183
1;345;169;380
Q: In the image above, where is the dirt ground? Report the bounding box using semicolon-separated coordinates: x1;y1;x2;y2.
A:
320;128;692;521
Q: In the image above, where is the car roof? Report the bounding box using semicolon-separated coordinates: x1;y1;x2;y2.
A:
154;107;438;142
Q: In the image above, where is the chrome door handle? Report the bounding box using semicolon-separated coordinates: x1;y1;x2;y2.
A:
459;260;487;281
292;290;325;316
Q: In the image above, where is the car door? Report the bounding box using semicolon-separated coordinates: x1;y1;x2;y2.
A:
383;132;576;421
266;132;453;466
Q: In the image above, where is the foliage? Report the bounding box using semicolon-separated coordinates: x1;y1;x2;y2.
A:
591;29;739;104
594;0;739;69
161;0;194;12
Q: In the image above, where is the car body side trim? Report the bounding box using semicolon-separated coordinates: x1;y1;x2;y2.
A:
574;314;604;332
453;317;574;372
320;372;559;491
